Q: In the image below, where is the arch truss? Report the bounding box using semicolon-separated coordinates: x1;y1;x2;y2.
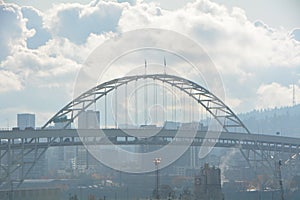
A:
43;74;249;133
42;74;274;173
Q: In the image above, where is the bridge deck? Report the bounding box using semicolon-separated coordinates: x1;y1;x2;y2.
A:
0;129;300;153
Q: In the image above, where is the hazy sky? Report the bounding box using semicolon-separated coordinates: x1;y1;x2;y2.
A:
1;0;300;127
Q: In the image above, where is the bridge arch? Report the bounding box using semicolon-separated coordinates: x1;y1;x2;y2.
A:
43;74;249;134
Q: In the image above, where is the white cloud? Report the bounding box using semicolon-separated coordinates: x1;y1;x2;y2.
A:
1;45;82;89
117;0;300;71
117;0;300;111
256;83;300;109
0;70;23;93
21;6;51;49
44;1;126;44
0;3;32;60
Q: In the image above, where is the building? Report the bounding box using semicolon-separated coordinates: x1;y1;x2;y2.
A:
53;115;71;129
194;163;224;200
71;146;99;175
78;110;100;129
0;187;62;200
163;121;181;130
17;113;35;130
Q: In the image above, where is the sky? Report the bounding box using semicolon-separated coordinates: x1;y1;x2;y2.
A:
1;0;300;128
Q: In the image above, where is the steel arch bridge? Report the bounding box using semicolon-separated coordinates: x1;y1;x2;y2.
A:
42;74;269;169
1;74;289;187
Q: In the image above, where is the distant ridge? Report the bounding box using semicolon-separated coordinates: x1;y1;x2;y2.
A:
238;104;300;137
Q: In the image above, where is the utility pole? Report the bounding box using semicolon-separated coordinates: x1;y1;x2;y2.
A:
153;158;161;200
277;160;284;200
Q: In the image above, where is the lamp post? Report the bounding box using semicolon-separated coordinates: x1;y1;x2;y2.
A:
153;158;161;200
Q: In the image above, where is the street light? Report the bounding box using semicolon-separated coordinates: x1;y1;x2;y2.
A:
153;158;161;200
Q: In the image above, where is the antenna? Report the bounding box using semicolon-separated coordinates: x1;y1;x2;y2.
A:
6;118;9;129
144;59;148;125
164;57;166;74
293;84;296;106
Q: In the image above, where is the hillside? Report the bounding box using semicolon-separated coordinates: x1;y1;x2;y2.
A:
238;104;300;137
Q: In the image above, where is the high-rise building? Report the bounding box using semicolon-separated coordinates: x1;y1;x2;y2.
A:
17;113;35;130
78;110;100;129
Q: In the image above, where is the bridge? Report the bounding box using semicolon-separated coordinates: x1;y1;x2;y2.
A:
0;74;299;187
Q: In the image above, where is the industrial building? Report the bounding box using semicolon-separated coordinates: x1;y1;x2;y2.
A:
194;163;224;200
